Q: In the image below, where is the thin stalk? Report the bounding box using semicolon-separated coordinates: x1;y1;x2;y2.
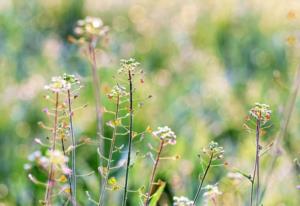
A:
255;119;260;206
88;43;103;196
193;152;214;205
122;70;133;206
60;136;73;204
44;92;59;205
68;90;76;205
144;141;164;206
260;65;300;202
99;95;120;206
250;163;257;206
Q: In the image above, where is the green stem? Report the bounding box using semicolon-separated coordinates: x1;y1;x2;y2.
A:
99;95;120;206
122;70;133;206
144;141;164;206
67;90;76;205
44;92;59;206
88;43;103;197
193;152;214;205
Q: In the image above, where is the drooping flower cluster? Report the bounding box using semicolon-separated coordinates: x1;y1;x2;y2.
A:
152;126;177;145
74;16;109;46
249;103;271;125
47;150;71;175
173;196;194;206
202;141;224;160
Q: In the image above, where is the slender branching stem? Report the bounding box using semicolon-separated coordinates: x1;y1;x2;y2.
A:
99;95;120;206
68;90;77;206
44;92;59;205
122;70;133;206
193;152;214;205
88;43;104;196
145;140;164;206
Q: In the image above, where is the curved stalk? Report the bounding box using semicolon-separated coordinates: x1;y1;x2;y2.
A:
122;70;133;206
99;95;120;206
144;141;164;206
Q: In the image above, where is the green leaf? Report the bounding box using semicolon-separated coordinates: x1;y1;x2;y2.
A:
149;180;166;206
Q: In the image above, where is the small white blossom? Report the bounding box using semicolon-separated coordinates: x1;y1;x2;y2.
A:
152;126;176;145
44;76;71;93
203;184;222;200
173;196;193;206
74;16;108;45
108;84;128;99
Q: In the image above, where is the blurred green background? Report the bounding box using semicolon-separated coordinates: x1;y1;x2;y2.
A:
1;0;300;205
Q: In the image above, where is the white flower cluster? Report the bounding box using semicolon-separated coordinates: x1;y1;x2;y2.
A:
173;196;193;206
108;84;128;99
118;58;140;74
25;150;49;171
74;16;109;44
47;150;71;175
203;184;222;199
44;76;71;93
44;74;80;93
152;126;176;145
203;141;224;160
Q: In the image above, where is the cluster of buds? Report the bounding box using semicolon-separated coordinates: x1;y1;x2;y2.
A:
202;141;224;160
173;196;194;206
74;16;109;47
248;103;271;125
118;58;141;75
152;126;177;145
107;84;128;99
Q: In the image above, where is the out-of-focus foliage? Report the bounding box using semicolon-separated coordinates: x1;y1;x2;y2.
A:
1;0;300;205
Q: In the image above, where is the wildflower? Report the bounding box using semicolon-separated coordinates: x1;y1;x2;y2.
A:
202;141;224;160
47;150;68;166
44;76;71;93
118;58;140;74
203;184;222;201
107;84;128;99
152;126;176;145
248;103;272;125
173;196;194;206
74;16;109;46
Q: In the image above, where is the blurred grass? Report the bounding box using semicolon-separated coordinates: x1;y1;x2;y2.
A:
1;0;300;205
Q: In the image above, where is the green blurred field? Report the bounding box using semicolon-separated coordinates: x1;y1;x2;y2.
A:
1;0;300;205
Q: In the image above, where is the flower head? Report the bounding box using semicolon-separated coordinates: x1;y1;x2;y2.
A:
203;184;222;200
248;103;271;125
74;16;108;46
44;76;71;93
152;126;176;145
202;141;224;160
107;84;128;99
173;196;193;206
118;58;140;75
